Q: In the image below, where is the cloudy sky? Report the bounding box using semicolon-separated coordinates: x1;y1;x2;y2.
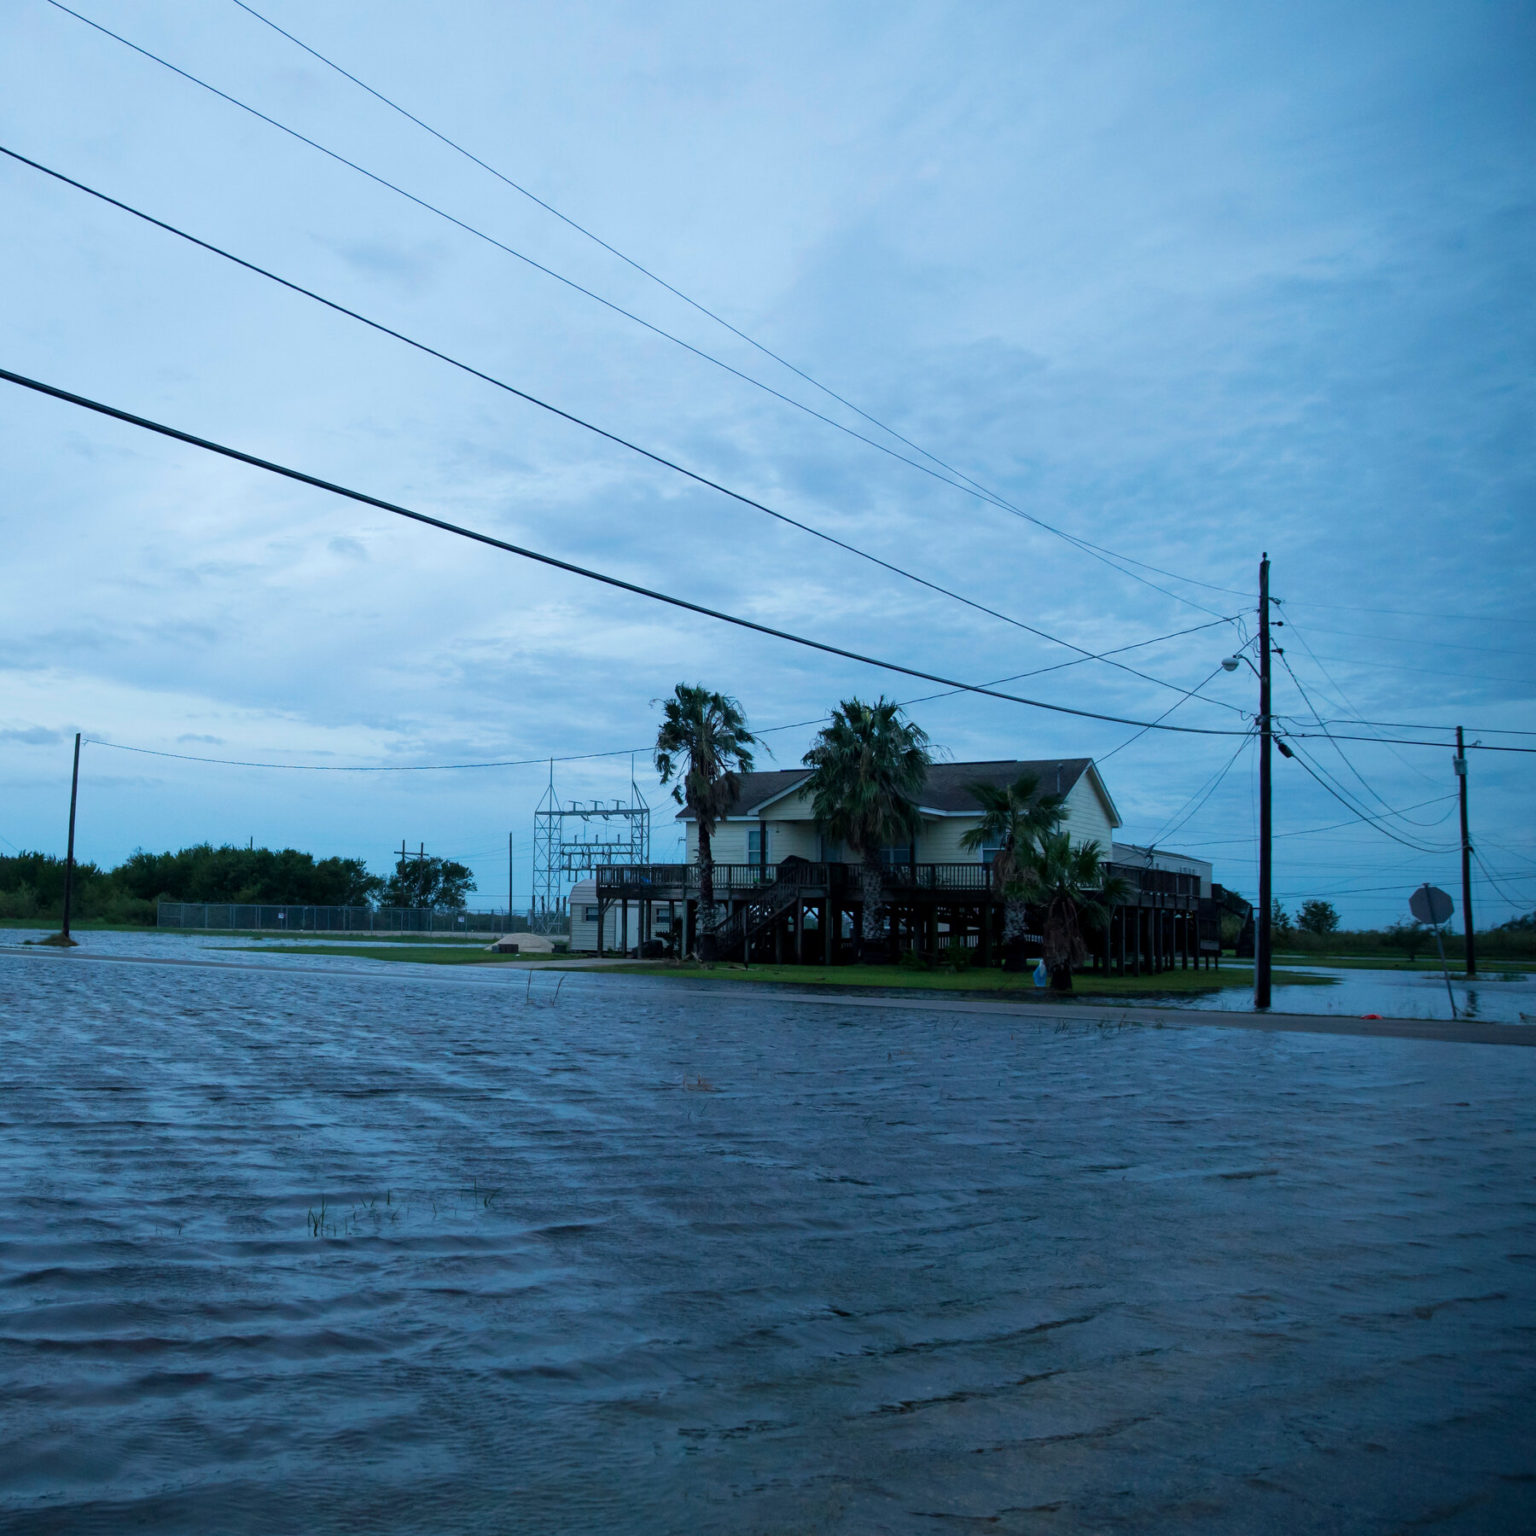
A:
2;0;1532;924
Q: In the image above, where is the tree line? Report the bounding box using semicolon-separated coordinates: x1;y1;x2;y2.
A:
0;844;474;924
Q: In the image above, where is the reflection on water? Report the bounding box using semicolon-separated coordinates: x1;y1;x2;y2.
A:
1175;964;1536;1023
1;945;1534;1532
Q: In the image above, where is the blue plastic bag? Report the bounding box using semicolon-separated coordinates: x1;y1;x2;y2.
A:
1033;959;1049;988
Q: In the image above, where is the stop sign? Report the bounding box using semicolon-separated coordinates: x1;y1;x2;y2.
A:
1409;884;1454;926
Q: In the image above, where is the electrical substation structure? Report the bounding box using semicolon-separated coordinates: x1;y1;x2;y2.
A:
531;763;650;927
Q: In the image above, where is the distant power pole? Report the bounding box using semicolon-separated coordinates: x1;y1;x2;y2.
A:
397;841;429;906
508;830;515;920
60;732;81;943
1456;726;1475;978
1256;554;1272;1011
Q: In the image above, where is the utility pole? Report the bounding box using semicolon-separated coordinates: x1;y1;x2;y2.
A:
1256;554;1272;1011
508;830;515;926
60;732;81;944
397;841;430;906
1456;725;1475;977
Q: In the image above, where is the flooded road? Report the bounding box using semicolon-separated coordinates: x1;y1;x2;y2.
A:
2;946;1533;1532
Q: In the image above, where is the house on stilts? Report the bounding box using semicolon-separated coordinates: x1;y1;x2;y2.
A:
591;758;1230;973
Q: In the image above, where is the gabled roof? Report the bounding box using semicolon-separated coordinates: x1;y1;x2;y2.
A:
916;758;1097;814
676;758;1119;825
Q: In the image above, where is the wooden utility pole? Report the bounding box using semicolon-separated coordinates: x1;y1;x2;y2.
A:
60;732;81;943
1456;725;1475;977
1256;554;1272;1011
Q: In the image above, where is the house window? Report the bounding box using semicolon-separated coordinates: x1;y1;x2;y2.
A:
582;905;599;921
979;840;1005;866
748;826;768;865
878;844;913;867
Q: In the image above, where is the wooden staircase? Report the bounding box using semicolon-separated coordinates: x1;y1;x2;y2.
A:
707;859;814;960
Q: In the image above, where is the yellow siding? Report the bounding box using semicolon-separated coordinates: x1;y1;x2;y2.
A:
917;817;981;862
681;769;1117;868
683;819;809;863
704;823;751;863
768;821;820;859
1063;777;1115;857
759;786;817;820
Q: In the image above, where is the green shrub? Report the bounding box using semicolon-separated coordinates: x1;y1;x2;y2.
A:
0;884;41;920
943;940;972;971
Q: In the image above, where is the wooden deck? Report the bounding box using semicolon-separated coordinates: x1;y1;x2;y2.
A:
592;859;1221;973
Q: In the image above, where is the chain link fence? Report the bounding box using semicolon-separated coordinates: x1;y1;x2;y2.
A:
156;902;528;935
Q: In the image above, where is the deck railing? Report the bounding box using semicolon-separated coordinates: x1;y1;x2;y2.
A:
880;862;994;893
597;862;834;893
596;859;1200;908
597;861;993;895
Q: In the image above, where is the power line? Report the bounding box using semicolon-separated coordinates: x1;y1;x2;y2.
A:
1;365;1268;738
1280;598;1536;626
1281;614;1451;793
882;617;1240;716
1299;650;1533;685
1478;838;1536;874
1473;849;1534;910
1282;740;1461;855
228;0;1261;613
1281;727;1535;753
1313;718;1536;738
83;739;651;773
1273;621;1536;658
0;143;1243;715
1275;645;1449;830
1170;792;1460;848
1272;880;1454;900
75;615;1237;776
50;0;1244;618
1144;731;1255;847
1097;665;1227;764
1271;865;1536;902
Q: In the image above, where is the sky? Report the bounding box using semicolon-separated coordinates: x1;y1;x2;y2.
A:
1;0;1532;926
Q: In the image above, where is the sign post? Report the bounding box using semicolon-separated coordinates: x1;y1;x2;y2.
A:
1409;884;1457;1020
57;732;82;947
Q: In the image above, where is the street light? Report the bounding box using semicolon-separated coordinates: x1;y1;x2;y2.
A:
1219;556;1274;1009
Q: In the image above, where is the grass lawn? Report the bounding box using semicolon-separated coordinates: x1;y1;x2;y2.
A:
235;932;507;946
0;918;157;932
1274;952;1536;974
578;961;1329;996
214;943;537;965
0;920;515;943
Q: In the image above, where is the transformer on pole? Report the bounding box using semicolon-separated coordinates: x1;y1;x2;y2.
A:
531;759;650;927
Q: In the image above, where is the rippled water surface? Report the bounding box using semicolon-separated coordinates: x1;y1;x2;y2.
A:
1180;964;1536;1023
2;945;1533;1533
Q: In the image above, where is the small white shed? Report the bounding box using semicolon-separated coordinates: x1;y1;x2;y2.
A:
567;879;674;954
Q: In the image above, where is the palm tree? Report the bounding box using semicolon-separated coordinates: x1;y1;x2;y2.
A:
654;684;758;958
802;697;931;961
1021;830;1130;991
958;772;1066;966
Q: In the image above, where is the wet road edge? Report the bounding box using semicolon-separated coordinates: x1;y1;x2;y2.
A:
6;944;1532;1048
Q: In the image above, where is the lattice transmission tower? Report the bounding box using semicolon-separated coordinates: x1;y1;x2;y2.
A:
531;761;650;926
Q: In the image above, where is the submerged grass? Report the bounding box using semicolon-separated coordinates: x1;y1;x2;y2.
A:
1274;951;1536;974
216;943;533;965
585;961;1330;996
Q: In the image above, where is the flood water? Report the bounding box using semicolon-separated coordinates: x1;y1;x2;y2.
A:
1183;963;1536;1024
2;942;1534;1533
